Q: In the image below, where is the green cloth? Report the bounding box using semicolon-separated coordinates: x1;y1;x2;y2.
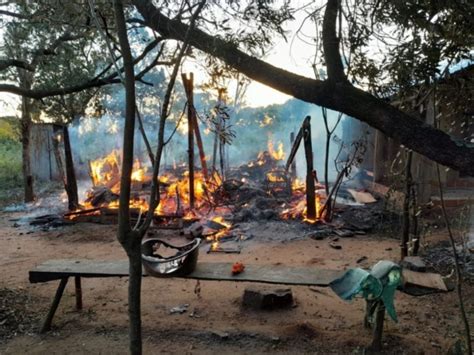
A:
329;260;402;321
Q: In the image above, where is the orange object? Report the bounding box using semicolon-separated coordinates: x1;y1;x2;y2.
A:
231;262;245;275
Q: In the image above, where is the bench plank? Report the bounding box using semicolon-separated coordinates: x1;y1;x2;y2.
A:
29;259;344;286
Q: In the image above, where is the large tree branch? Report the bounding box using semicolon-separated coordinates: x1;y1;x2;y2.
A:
132;0;474;176
0;9;31;19
0;36;164;99
0;59;34;71
322;0;346;82
31;32;86;66
0;77;121;99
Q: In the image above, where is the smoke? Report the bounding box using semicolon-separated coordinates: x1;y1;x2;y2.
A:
67;96;346;184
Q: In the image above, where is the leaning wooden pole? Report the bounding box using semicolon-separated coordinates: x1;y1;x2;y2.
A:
303;116;316;220
218;88;226;178
182;73;195;209
290;131;297;180
192;109;209;180
285;119;305;172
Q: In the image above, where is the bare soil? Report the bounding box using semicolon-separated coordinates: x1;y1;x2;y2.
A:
0;206;472;354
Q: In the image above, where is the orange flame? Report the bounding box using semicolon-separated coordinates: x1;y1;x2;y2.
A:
268;140;285;160
131;159;146;182
89;150;121;191
266;172;285;182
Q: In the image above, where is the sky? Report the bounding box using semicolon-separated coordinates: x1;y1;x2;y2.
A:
185;1;319;108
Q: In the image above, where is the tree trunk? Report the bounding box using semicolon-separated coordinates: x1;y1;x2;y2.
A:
114;1;141;354
63;124;79;210
127;241;142;355
411;184;420;255
324;127;332;220
290;132;297;179
20;94;34;202
303;118;316;220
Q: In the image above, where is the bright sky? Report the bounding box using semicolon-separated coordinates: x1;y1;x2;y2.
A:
243;36;317;107
0;93;20;117
185;1;320;107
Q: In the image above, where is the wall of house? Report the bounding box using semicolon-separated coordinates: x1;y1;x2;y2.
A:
345;66;474;205
30;124;61;182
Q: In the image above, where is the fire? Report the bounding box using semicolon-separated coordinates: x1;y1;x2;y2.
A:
131;159;146;182
291;178;305;191
207;215;232;250
259;114;273;127
302;195;322;223
89;150;121;192
280;183;323;223
268;140;285;160
89;152;148;191
267;171;285;182
211;216;231;229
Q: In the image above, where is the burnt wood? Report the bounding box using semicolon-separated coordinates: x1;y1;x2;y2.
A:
303;117;316;220
290;131;297;179
182;73;195;209
192;106;208;180
284;117;306;172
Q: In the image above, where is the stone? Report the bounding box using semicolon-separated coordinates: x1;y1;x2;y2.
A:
262;209;278;220
169;304;189;314
212;330;229;340
185;222;203;238
306;229;332;240
401;256;426;272
242;286;293;310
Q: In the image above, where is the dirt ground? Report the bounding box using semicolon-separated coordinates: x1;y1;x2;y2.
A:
0;203;472;354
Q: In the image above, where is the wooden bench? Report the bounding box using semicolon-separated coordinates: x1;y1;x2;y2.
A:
30;259;446;350
29;259;344;333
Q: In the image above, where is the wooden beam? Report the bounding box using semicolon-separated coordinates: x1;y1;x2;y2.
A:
40;277;69;333
182;73;195;209
290;131;297;179
191;107;209;180
29;259;343;286
285;116;308;172
303;117;316;220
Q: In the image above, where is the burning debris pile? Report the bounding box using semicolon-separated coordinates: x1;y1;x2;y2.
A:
24;114;380;252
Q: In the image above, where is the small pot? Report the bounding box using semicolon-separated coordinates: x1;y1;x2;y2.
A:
141;238;200;277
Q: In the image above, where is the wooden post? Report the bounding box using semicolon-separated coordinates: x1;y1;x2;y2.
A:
74;276;83;311
411;183;420;255
218;88;226;178
303;116;316;220
182;73;195;209
285;119;306;172
40;277;69;333
192;110;209;180
290;132;297;179
370;301;385;351
212;89;222;174
401;150;413;259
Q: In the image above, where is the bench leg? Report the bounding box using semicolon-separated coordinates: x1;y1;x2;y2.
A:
40;277;69;333
74;276;82;311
